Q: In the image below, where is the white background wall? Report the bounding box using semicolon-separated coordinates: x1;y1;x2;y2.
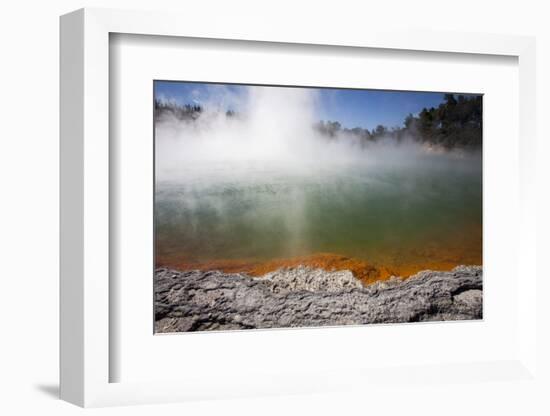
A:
0;0;548;414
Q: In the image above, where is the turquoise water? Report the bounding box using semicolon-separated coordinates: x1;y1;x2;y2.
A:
155;154;482;271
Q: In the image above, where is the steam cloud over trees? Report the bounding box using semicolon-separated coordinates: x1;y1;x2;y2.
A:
155;91;482;151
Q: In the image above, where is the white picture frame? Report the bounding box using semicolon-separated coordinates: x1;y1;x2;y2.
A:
60;7;538;407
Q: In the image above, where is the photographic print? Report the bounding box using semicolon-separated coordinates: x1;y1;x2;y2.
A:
154;81;482;333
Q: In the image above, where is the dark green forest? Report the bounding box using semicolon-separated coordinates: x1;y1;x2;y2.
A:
154;102;205;120
315;94;482;149
155;93;482;150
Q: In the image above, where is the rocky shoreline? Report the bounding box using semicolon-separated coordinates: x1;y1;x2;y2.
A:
155;265;482;333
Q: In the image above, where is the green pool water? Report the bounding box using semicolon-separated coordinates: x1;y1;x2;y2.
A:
155;153;482;271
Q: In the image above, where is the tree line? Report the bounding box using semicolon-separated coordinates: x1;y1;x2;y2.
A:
315;94;482;149
155;93;482;149
155;100;237;120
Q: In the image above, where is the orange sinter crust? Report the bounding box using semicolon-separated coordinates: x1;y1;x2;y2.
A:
156;247;482;286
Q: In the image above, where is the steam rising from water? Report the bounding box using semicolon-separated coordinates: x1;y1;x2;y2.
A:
155;86;482;268
156;86;479;182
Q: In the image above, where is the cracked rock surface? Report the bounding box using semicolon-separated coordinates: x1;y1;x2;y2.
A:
155;265;482;332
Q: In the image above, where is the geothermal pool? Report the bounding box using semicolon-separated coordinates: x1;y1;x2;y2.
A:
155;155;482;278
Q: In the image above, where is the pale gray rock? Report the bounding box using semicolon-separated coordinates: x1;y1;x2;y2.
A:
155;265;482;333
257;266;363;294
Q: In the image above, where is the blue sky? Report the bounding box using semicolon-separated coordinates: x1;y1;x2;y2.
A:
155;81;477;131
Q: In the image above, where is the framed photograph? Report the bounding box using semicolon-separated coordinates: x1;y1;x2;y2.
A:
60;8;538;407
152;80;483;333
